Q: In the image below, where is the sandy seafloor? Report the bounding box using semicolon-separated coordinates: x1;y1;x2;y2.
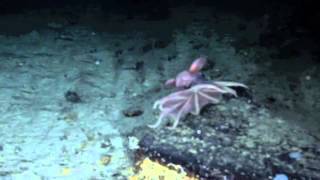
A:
0;6;319;180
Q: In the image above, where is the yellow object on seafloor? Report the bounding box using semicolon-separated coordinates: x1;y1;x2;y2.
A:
128;157;198;180
60;167;72;176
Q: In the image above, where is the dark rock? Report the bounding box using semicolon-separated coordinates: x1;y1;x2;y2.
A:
122;107;144;117
134;100;320;179
64;91;81;103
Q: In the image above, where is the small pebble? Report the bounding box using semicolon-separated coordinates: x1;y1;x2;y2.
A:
65;91;81;103
273;174;288;180
289;151;303;160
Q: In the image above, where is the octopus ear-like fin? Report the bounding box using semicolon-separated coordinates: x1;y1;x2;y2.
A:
189;57;207;73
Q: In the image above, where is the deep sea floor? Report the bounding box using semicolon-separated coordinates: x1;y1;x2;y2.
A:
0;6;319;179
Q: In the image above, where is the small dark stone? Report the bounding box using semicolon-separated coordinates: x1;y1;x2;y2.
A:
135;61;144;71
122;107;143;117
64;91;81;103
0;144;3;151
101;142;110;149
167;55;176;61
266;96;276;104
